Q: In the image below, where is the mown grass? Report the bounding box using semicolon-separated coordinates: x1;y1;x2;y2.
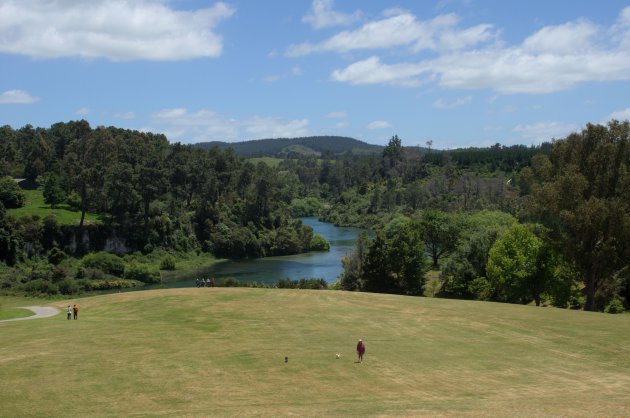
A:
7;189;100;225
0;307;34;320
1;289;630;417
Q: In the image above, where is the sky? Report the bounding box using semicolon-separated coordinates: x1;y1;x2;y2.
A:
1;0;630;148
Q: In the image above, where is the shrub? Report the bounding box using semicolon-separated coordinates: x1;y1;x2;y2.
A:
159;255;177;271
309;234;330;251
604;298;625;314
0;176;26;208
48;248;67;265
57;278;80;295
19;279;58;295
123;262;161;284
218;277;240;287
468;277;492;301
90;278;143;290
81;252;125;277
277;278;328;289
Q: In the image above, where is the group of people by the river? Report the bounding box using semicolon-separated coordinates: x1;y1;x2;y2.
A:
195;277;216;288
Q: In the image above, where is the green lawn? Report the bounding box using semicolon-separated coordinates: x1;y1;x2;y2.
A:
0;307;34;320
1;289;629;417
7;189;100;225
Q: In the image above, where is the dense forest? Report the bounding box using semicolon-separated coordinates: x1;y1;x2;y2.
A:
0;120;628;313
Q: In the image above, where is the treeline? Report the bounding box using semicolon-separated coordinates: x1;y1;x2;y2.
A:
332;123;629;312
0;121;329;291
1;119;628;313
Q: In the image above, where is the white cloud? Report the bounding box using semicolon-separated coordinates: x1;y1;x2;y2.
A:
367;120;392;130
331;56;426;87
522;20;598;54
0;1;235;61
302;0;361;29
513;122;578;141
433;95;471;109
327;7;630;94
150;108;309;142
0;89;39;104
326;111;347;118
607;108;630;121
288;10;496;56
75;107;90;115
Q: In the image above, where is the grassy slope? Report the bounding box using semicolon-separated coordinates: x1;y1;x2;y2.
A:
7;189;100;225
1;289;629;417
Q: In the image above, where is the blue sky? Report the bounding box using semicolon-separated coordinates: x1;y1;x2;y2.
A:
2;0;630;148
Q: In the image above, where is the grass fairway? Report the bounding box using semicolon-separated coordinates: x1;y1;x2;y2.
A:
1;289;630;417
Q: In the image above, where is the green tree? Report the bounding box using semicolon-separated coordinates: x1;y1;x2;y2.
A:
527;121;630;311
0;176;26;208
486;224;552;306
420;209;461;269
42;173;66;208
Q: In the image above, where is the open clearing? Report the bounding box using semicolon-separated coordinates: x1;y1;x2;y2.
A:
1;288;629;417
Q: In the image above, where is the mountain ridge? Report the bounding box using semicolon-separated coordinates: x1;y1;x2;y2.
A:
194;135;383;157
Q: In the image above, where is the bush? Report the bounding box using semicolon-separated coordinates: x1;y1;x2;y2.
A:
19;279;58;295
468;277;492;301
48;248;67;265
123;262;161;284
90;278;143;290
81;252;125;277
277;278;328;289
0;176;26;208
218;277;240;287
159;255;177;271
604;298;625;314
57;278;80;295
309;234;330;251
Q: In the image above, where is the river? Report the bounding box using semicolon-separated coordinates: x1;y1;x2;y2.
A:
165;217;369;287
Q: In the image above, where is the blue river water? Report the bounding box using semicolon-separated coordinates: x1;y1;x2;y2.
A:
164;217;370;287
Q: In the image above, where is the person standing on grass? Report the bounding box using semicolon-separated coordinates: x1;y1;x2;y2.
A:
356;339;366;363
66;305;72;320
73;304;78;320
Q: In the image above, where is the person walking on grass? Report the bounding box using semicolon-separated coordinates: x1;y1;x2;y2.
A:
66;305;72;320
356;339;366;363
73;304;78;320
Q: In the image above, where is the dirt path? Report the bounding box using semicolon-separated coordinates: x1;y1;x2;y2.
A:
0;306;60;323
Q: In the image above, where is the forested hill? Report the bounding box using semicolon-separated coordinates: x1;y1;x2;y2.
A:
194;136;382;157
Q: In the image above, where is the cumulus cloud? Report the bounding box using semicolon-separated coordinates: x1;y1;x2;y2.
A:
433;95;471;109
367;120;392;130
0;0;235;61
302;0;361;29
150;108;309;142
331;56;426;87
607;108;630;121
326;7;630;94
287;10;496;56
513;121;578;141
0;89;39;104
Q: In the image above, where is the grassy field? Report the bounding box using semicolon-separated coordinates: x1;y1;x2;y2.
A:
1;289;630;417
6;189;100;225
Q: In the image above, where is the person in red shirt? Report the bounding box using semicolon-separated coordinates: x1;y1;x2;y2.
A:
73;304;78;320
356;339;366;363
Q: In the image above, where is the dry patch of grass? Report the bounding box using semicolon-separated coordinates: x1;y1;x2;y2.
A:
1;288;630;417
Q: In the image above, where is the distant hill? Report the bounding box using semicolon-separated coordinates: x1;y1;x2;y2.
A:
194;136;382;157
